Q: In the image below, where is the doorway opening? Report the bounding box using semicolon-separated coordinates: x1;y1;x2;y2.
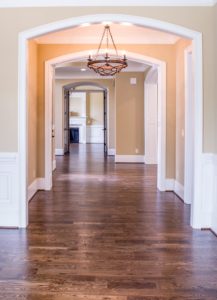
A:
15;14;203;230
61;83;108;157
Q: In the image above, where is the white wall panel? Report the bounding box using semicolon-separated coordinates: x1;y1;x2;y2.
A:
0;153;19;227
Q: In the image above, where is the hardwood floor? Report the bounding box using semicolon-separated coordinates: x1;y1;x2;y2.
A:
0;144;217;299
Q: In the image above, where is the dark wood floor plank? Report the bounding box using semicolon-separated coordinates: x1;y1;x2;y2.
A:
0;144;217;299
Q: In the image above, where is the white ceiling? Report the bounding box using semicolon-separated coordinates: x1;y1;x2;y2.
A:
55;60;151;79
36;23;181;45
1;0;216;7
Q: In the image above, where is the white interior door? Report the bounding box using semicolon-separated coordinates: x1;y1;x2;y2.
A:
64;90;70;154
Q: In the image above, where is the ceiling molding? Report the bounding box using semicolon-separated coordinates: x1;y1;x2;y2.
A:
36;24;180;45
0;0;216;7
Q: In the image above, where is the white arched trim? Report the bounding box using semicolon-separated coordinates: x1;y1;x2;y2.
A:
44;50;166;194
63;81;107;91
18;14;203;230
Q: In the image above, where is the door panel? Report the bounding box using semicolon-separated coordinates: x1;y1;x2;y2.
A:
103;91;108;154
64;90;70;154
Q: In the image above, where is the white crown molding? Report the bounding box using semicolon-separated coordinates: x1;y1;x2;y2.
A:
0;0;216;7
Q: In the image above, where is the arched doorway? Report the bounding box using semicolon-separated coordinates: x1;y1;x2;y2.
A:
17;14;203;230
62;81;108;154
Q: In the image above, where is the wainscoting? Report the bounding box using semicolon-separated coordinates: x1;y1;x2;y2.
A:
202;154;217;234
0;152;217;232
165;153;217;235
86;125;104;144
0;153;19;227
212;155;217;234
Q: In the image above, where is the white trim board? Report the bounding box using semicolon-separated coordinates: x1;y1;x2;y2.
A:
28;178;45;202
0;0;216;7
165;179;175;191
174;181;184;200
115;155;144;163
53;160;56;171
165;179;184;201
108;148;116;156
45;49;166;194
55;148;64;155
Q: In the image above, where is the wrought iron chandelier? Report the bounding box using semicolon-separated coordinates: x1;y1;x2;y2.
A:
87;25;128;76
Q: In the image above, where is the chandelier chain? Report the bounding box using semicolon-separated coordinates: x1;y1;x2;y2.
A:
108;26;118;56
96;26;106;57
87;25;127;76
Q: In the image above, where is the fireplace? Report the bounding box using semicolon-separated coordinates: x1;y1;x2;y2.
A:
70;127;79;143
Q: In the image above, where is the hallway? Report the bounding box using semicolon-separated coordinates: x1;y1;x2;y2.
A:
0;144;217;299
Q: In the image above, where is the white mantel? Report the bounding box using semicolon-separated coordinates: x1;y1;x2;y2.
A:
70;116;87;143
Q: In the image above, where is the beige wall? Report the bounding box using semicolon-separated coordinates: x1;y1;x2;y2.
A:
38;44;178;178
175;39;192;185
70;93;86;117
0;7;216;182
215;4;217;152
87;92;104;126
55;78;115;154
0;7;216;154
28;40;38;185
116;72;145;156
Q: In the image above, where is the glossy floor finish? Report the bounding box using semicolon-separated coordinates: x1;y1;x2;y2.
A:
0;144;217;300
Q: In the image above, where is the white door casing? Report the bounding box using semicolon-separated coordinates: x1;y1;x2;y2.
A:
16;14;203;230
184;45;194;205
144;67;158;165
45;50;166;193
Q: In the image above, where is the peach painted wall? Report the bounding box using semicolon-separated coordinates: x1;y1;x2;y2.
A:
116;72;145;156
28;40;38;185
0;7;215;155
36;43;178;178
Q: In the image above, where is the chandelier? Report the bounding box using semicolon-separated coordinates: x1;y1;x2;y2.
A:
87;25;128;76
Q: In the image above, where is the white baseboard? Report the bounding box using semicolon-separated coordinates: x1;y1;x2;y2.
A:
144;155;157;164
115;155;144;163
53;159;56;171
28;178;45;201
174;180;184;200
165;179;184;200
55;148;64;156
165;179;175;191
108;148;116;156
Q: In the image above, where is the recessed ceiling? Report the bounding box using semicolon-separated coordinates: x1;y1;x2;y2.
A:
36;23;180;45
55;59;151;79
